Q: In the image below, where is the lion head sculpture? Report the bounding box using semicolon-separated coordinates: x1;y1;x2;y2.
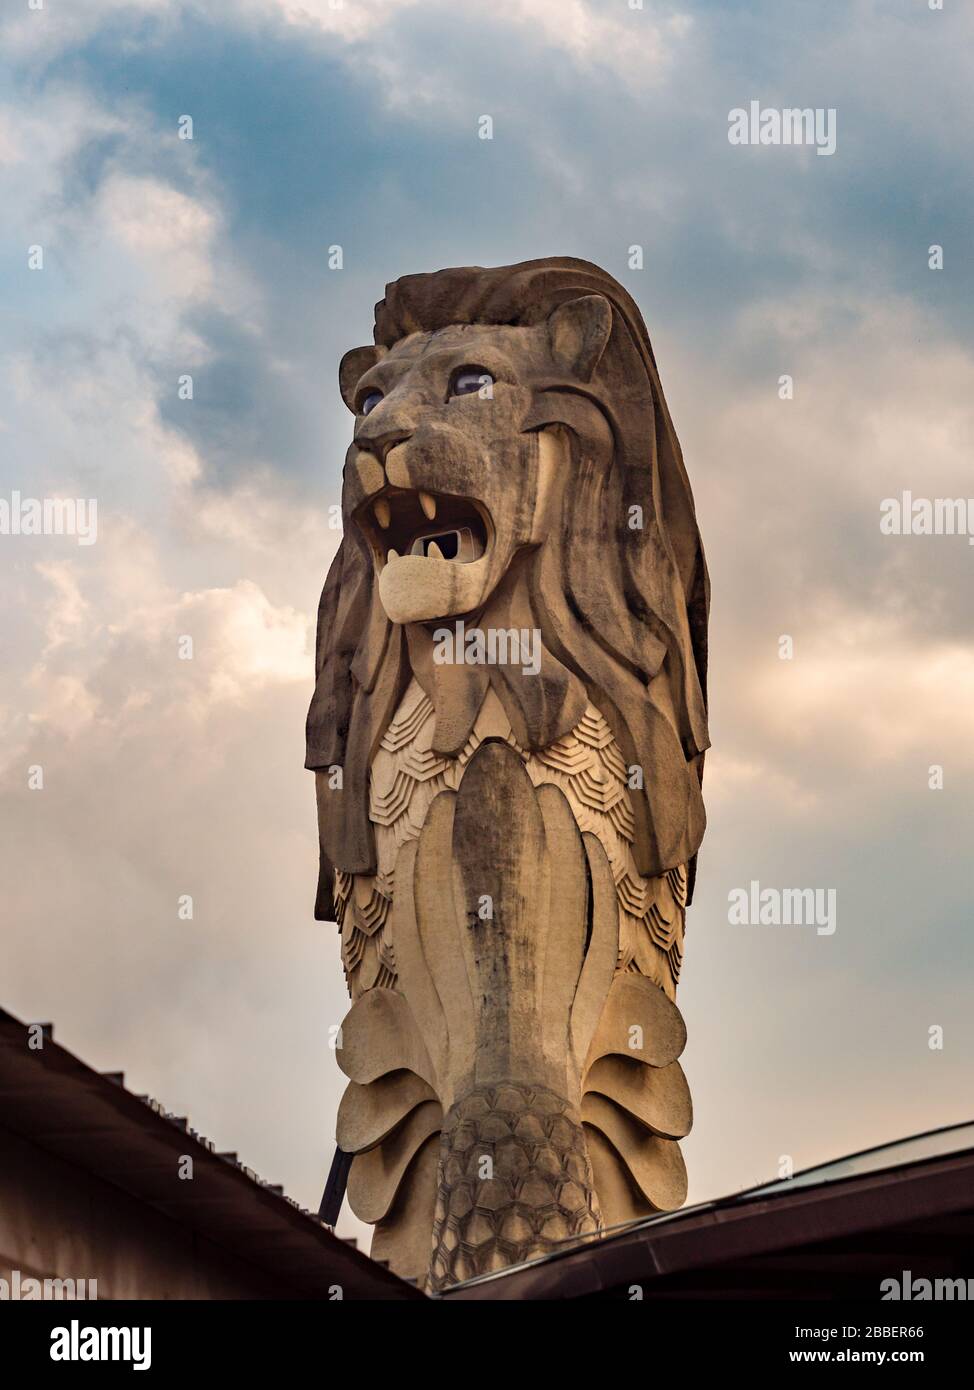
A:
307;256;709;907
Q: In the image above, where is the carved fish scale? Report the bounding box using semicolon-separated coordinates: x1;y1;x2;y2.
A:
333;683;691;1284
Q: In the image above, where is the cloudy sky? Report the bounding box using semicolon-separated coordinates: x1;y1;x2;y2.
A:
2;0;972;1250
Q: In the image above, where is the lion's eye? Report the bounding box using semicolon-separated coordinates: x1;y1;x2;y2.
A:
450;368;493;399
360;390;383;416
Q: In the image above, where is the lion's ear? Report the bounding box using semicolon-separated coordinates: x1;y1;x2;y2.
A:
339;345;384;413
546;295;613;381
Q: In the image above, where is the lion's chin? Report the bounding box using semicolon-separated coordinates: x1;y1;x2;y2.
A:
377;552;492;625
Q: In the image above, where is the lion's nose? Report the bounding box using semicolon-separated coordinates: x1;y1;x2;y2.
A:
353;425;412;466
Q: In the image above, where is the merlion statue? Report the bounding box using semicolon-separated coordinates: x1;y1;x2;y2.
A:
306;257;709;1290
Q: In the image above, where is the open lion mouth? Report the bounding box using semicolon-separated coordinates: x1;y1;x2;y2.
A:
356;488;491;571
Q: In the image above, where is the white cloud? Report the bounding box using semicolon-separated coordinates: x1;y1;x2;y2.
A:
747;619;974;767
249;0;691;103
258;0;420;39
0;0;173;61
99;175;219;300
35;560;90;654
25;523;311;722
179;578;310;705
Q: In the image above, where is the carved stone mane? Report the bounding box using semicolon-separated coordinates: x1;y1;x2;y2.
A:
307;257;709;1289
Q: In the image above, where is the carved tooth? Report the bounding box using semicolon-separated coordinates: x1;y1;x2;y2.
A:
387;547;399;561
426;540;444;560
374;497;391;530
419;492;436;521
